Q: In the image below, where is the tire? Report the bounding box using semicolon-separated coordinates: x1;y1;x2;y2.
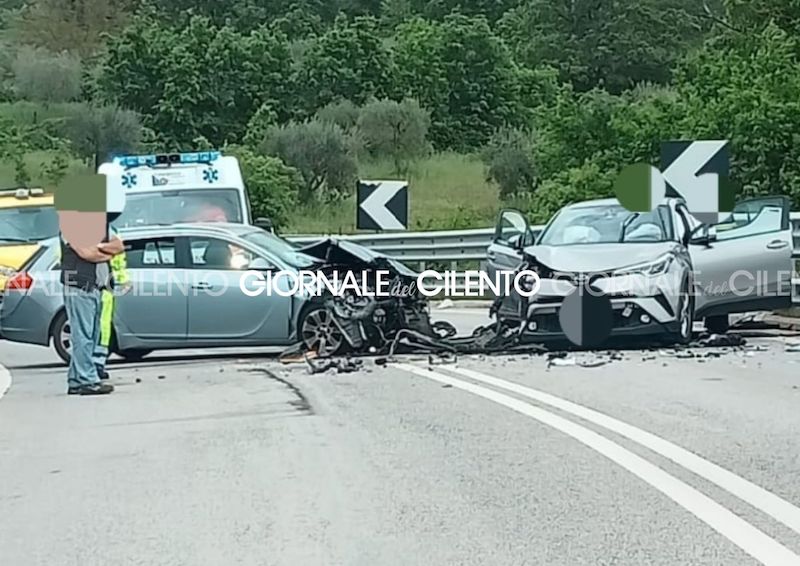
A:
299;305;346;357
51;310;71;364
671;279;694;345
117;349;152;362
705;314;730;335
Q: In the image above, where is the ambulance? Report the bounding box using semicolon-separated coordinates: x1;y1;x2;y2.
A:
104;151;260;229
0;188;59;290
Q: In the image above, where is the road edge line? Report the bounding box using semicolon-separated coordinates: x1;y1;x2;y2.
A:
437;364;800;537
0;361;11;401
395;362;800;566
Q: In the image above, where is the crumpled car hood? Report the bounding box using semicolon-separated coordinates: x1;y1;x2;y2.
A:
299;238;419;279
522;242;679;273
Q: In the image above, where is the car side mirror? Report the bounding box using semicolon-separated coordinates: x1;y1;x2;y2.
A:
689;225;717;247
254;217;273;232
248;257;273;271
508;234;523;250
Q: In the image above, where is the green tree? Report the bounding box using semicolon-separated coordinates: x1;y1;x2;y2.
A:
226;146;302;229
296;15;394;114
481;127;536;198
61;103;142;168
498;0;708;93
259;120;358;202
393;15;520;150
98;16;294;147
11;47;82;103
357;98;430;173
674;24;800;205
316;99;361;131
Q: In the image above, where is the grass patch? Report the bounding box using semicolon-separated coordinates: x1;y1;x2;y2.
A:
0;150;88;190
287;152;501;234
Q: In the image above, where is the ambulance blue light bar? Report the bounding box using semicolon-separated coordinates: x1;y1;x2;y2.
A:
115;151;221;168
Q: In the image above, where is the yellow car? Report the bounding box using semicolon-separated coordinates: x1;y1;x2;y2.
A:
0;188;59;290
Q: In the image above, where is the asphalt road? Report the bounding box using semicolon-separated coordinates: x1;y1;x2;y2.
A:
2;309;800;566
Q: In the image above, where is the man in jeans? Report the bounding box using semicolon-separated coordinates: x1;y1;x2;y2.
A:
61;233;125;396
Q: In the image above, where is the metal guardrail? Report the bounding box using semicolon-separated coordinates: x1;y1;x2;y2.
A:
287;213;800;302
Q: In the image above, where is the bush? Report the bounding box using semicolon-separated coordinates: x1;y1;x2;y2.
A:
11;46;82;103
61;103;142;167
357;97;430;174
481;127;536;199
259;119;358;203
316;99;360;131
226;146;302;229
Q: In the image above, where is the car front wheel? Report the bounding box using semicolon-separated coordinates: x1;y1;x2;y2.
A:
670;279;694;345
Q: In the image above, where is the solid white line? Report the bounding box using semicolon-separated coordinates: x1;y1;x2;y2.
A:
0;361;10;402
437;365;800;538
395;363;800;566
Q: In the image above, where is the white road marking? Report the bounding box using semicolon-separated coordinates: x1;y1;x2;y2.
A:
437;365;800;538
395;363;800;566
0;361;11;401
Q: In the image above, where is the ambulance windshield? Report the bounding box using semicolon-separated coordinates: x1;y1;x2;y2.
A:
112;189;243;228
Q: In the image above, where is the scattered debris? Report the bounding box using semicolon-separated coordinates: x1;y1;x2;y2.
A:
428;352;457;366
785;343;800;353
437;299;455;310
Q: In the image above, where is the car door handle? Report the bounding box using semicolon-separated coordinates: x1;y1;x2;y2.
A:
766;240;789;250
191;281;212;290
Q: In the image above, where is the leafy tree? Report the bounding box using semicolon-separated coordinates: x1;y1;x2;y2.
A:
12;47;82;103
674;24;800;205
226;146;302;229
61;103;142;168
393;15;520;150
357;97;430;173
296;16;394;114
98;16;294;147
316;99;361;131
259;120;358;202
498;0;708;93
481;127;536;198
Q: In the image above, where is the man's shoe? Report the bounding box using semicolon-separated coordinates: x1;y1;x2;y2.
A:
68;383;114;396
98;369;110;380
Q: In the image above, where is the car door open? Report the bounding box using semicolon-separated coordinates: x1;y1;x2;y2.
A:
690;196;794;319
487;209;535;283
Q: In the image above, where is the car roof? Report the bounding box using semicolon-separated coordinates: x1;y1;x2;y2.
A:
117;222;260;239
0;193;55;208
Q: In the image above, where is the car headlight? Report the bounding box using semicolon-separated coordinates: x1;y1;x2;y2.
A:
612;253;674;277
0;265;16;278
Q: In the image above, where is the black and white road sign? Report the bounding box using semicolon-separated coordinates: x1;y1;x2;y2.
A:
660;140;730;198
357;180;408;231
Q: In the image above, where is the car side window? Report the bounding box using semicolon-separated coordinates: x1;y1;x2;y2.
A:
714;202;785;241
189;237;254;270
126;238;177;269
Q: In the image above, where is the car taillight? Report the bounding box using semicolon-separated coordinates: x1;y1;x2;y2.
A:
7;272;33;290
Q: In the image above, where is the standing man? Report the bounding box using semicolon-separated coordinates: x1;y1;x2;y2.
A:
92;222;130;380
60;232;124;396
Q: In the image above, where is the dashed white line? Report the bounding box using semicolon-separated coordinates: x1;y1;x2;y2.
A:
437;364;800;538
396;363;800;566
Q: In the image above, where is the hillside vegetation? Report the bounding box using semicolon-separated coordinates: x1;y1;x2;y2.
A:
1;1;799;231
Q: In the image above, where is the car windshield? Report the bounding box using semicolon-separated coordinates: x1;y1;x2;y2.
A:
112;189;243;228
240;230;317;269
539;204;672;245
0;206;59;243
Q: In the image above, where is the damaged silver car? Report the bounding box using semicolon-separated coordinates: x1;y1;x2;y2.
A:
487;196;795;345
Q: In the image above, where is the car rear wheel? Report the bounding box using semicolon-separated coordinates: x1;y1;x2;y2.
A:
300;306;345;357
51;310;71;364
705;314;730;335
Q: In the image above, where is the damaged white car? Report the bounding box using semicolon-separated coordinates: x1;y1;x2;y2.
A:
487;196;795;345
